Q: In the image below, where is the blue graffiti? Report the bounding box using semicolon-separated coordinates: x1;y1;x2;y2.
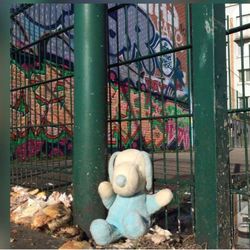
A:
108;4;187;101
108;4;175;78
11;4;187;101
11;4;74;65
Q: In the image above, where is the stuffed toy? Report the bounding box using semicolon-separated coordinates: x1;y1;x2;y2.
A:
90;149;173;245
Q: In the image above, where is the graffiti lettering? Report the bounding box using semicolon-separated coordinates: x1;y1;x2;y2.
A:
107;71;190;151
108;4;187;101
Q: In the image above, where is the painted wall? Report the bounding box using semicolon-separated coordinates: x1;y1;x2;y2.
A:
10;4;74;161
10;4;190;161
107;4;190;151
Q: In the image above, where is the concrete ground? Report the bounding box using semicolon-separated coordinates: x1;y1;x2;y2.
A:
11;148;249;189
153;148;250;180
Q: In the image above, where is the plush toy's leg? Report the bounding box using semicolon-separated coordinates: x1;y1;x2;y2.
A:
123;212;147;239
90;219;122;245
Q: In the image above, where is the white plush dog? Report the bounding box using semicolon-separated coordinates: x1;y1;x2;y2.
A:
90;149;173;245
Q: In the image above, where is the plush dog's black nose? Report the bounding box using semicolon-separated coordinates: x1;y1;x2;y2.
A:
116;175;127;187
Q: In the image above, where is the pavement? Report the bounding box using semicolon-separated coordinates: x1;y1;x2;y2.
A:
152;148;250;180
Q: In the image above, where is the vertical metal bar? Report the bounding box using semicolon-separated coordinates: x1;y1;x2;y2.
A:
170;3;181;234
236;90;239;109
49;4;53;189
32;4;37;186
186;3;195;234
27;5;31;185
192;4;231;248
37;4;42;187
146;4;154;193
13;6;18;184
0;2;10;248
227;16;232;110
62;5;67;177
226;12;234;242
107;9;112;153
115;7;122;150
158;4;167;181
73;3;107;234
69;4;74;170
43;3;49;190
16;11;20;185
27;5;32;184
135;5;142;151
124;5;131;147
55;5;61;185
10;8;14;183
19;9;23;182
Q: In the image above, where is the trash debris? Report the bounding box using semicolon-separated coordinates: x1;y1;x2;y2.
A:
47;212;71;232
59;240;92;249
31;211;51;229
151;234;166;245
47;191;73;208
10;186;73;233
151;225;172;239
28;189;39;196
11;186;203;249
111;239;134;249
55;225;85;241
96;225;202;249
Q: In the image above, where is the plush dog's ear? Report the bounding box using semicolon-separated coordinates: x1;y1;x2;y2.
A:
108;151;120;181
141;151;152;191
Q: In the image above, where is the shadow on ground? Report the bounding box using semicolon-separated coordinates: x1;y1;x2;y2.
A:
11;223;65;249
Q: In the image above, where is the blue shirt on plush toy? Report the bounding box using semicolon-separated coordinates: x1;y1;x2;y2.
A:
90;149;173;245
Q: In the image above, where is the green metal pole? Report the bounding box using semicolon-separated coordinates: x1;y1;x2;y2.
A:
73;4;108;235
192;4;231;248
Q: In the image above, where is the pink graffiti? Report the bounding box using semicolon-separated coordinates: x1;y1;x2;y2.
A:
49;147;64;157
166;120;190;150
15;140;44;161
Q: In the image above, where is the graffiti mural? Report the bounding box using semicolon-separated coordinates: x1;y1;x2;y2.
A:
10;4;74;161
108;4;188;101
10;4;190;161
108;4;190;151
108;70;190;151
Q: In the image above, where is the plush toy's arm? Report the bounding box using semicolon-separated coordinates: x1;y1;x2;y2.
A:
98;181;116;209
146;188;173;215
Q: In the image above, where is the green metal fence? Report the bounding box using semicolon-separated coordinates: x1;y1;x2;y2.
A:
9;3;250;248
107;3;194;236
226;3;250;248
10;4;74;191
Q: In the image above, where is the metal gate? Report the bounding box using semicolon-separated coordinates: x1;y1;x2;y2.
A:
107;3;250;247
10;4;74;190
107;3;194;236
10;2;195;236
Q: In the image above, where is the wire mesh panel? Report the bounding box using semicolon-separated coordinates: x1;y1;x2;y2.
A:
10;4;74;191
226;3;250;248
107;3;194;235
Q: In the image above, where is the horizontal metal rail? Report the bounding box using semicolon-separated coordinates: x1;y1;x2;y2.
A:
108;113;192;123
230;188;250;196
11;123;74;129
10;74;74;92
108;44;192;68
10;4;34;18
11;25;74;54
228;107;250;113
108;4;130;13
154;177;194;186
226;22;250;35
